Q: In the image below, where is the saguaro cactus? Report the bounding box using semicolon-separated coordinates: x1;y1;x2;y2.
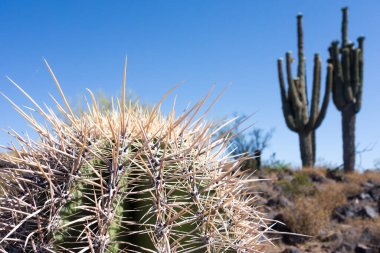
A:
277;14;333;167
328;7;364;173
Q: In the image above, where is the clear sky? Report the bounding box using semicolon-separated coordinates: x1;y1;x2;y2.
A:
1;1;380;170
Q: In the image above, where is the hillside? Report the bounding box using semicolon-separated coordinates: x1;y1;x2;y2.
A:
254;167;380;253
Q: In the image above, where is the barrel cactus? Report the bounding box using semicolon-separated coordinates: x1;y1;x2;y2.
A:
0;61;270;252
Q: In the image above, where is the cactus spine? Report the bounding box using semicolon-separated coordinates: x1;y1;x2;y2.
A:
328;7;364;173
0;61;270;252
277;14;333;167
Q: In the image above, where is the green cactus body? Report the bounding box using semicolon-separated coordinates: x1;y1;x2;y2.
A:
0;62;269;252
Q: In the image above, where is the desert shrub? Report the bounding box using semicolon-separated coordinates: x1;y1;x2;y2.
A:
264;165;292;175
263;153;292;173
218;115;274;170
282;183;346;236
282;197;325;236
276;171;315;198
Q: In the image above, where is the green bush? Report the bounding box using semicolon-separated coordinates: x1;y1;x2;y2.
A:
276;171;316;198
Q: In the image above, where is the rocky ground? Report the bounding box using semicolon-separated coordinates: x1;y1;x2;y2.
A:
253;167;380;253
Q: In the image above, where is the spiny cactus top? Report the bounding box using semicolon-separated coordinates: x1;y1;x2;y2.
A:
0;61;270;253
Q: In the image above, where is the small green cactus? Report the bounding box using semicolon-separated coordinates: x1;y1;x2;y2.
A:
0;61;270;252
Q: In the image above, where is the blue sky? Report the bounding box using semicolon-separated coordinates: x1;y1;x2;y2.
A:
1;1;380;169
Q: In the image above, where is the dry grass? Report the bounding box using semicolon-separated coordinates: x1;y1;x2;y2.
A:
282;182;346;236
364;170;380;184
346;170;380;184
301;167;327;176
282;197;327;236
341;181;362;197
340;170;380;197
347;217;380;231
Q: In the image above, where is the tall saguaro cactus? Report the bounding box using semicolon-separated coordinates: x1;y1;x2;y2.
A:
277;14;333;167
328;7;364;172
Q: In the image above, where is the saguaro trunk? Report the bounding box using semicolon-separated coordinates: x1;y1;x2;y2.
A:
311;131;316;166
342;106;356;172
254;149;261;169
299;131;314;167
